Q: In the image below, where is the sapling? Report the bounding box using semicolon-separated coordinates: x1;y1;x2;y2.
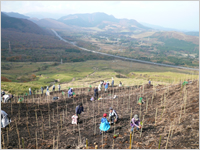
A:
165;124;172;149
158;135;162;149
22;137;24;149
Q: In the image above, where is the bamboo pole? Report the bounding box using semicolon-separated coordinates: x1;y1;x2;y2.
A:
129;132;132;149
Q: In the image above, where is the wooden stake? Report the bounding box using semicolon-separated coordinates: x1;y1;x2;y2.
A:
11;103;12;115
102;132;103;149
53;136;55;149
51;108;54;122
155;108;158;125
129;132;132;149
49;114;51;129
26;122;31;138
2;133;5;149
57;136;59;149
35;109;38;127
35;131;38;149
146;98;149;113
6;128;9;146
63;109;64;123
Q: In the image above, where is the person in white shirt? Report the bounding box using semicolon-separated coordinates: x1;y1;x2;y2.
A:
29;87;31;95
3;95;10;103
72;114;78;125
1;110;11;129
58;84;61;91
108;107;119;124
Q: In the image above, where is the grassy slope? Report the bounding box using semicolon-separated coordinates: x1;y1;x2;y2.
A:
1;60;198;95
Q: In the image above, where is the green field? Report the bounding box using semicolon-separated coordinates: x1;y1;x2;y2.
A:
1;60;198;95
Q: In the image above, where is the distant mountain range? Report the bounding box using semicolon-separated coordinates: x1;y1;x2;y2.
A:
3;11;199;36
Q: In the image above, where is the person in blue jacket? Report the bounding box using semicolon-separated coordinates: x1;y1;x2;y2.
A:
105;82;109;92
99;113;110;134
75;103;84;123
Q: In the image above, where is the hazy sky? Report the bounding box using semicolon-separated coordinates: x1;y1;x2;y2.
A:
1;1;199;31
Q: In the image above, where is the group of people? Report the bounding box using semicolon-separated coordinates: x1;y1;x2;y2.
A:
28;84;61;96
1;91;13;103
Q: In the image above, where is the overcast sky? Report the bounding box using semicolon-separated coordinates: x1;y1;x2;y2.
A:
1;1;199;31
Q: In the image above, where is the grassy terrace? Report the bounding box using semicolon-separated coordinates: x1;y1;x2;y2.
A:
1;60;198;95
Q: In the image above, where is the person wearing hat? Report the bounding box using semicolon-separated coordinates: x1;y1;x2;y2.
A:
99;113;110;134
108;107;118;124
130;114;141;132
75;103;84;123
68;88;73;98
94;86;98;100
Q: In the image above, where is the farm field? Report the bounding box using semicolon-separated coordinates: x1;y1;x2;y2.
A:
1;79;199;149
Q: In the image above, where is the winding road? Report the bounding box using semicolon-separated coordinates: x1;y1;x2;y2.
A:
51;29;199;71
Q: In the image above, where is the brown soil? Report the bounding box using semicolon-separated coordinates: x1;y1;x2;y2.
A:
1;80;199;149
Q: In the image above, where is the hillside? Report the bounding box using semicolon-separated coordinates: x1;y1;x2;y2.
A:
3;12;30;19
1;80;199;149
33;18;71;29
151;31;199;45
1;12;51;35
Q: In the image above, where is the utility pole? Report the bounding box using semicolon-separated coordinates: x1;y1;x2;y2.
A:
8;41;11;53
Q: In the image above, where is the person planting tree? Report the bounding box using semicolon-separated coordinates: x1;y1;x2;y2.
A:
108;107;119;124
75;103;84;123
130;114;142;132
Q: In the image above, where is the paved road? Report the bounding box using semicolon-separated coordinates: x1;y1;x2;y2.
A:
52;29;199;71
